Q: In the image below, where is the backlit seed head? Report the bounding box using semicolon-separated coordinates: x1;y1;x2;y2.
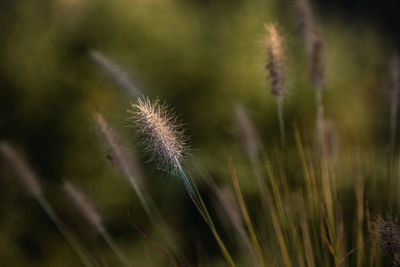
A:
129;97;187;173
94;113;143;185
265;24;286;96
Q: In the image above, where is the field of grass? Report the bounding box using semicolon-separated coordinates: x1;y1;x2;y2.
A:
1;0;400;266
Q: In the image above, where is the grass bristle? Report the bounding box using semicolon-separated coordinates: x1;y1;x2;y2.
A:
129;97;187;173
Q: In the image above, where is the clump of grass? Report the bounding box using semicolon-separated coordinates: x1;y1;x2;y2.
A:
0;142;94;267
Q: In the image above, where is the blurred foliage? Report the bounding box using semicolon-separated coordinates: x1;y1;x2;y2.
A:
0;0;398;266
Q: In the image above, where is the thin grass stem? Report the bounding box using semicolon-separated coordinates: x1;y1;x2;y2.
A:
98;227;132;267
177;164;236;267
277;96;286;153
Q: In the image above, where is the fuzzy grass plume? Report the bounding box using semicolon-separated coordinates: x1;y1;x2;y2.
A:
0;142;42;197
94;113;143;186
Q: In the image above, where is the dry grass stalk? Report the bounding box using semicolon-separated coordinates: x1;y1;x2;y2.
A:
295;0;317;55
89;50;140;97
0;142;42;197
129;97;187;173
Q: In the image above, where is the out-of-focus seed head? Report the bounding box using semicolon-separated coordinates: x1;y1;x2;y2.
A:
89;50;141;97
265;24;286;96
322;119;338;161
295;0;317;55
373;217;400;265
129;97;187;173
0;142;42;197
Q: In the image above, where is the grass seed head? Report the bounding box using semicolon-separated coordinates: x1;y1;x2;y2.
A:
265;24;286;96
0;142;42;197
373;217;400;265
295;0;317;55
89;50;140;97
129;97;187;173
94;113;143;185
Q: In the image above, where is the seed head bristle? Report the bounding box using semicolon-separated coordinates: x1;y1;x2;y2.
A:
94;113;143;185
0;142;42;197
373;217;400;265
234;104;259;159
129;97;187;173
64;180;103;231
265;24;286;96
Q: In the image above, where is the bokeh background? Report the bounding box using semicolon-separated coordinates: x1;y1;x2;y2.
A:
1;0;399;266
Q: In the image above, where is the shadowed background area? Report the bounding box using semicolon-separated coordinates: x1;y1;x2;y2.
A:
0;0;399;266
